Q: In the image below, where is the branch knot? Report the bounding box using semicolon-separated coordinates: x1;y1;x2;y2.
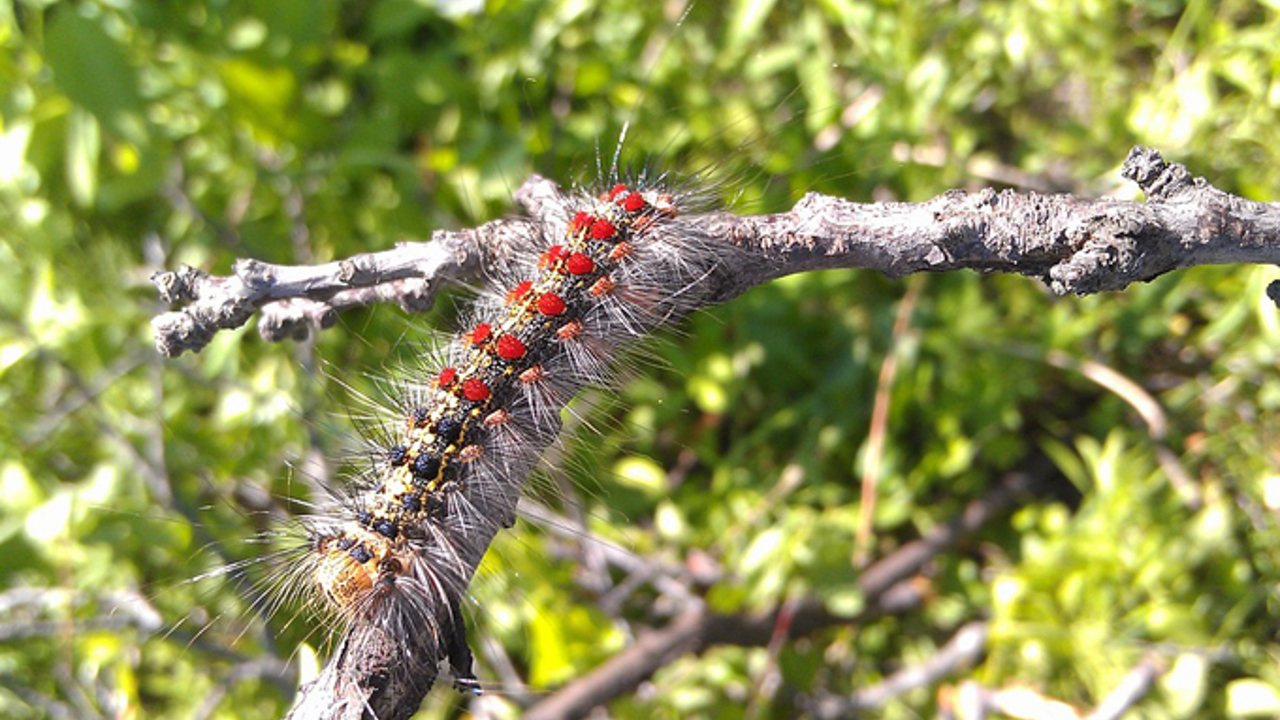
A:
1122;146;1196;202
150;265;202;304
234;258;276;291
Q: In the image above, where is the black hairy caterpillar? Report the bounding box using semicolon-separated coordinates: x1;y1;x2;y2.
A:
278;173;734;711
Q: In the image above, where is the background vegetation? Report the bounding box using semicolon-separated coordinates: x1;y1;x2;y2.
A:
3;0;1280;718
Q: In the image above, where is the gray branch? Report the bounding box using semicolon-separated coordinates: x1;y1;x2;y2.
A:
943;652;1169;720
151;147;1280;357
1084;654;1166;720
810;621;989;718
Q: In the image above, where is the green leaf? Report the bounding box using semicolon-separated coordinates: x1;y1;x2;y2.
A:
45;12;144;141
727;0;780;57
1228;679;1280;717
65;107;99;207
1161;653;1208;718
741;526;785;576
612;455;667;497
216;58;297;141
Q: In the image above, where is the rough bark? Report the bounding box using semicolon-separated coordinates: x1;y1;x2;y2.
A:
152;147;1280;358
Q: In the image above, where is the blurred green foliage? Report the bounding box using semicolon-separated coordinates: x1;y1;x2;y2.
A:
2;0;1280;718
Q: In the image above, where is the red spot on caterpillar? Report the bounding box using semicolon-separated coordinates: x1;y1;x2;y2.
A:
438;367;457;387
565;252;595;275
590;218;616;240
589;276;616;297
469;323;492;345
519;365;544;384
569;211;590;232
540;245;565;268
622;192;646;213
603;183;627;202
557;321;582;339
459;445;484;462
484;409;509;427
462;378;491;401
506;280;533;306
608;241;634;262
537;292;566;316
495;334;526;360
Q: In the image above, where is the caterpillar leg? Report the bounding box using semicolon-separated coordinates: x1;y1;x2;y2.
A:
446;600;482;696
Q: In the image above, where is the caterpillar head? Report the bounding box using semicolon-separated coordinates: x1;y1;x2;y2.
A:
311;526;413;621
313;542;374;616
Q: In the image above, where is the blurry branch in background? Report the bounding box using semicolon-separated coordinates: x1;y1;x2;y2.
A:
0;588;294;718
938;644;1231;720
808;621;989;718
999;343;1202;510
855;276;923;564
939;653;1167;720
518;464;1051;720
0;588;163;642
191;658;297;720
151;147;1280;358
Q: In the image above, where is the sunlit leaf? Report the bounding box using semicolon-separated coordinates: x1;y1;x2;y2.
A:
45;11;144;142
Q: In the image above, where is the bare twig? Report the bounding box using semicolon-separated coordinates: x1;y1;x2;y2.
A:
0;675;79;720
518;585;926;720
153;148;1280;358
983;684;1082;720
809;620;989;718
1000;343;1202;509
192;657;296;720
855;277;922;563
1084;653;1166;720
940;652;1167;720
0;589;164;641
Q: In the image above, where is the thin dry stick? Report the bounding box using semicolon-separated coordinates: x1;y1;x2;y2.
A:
1000;343;1202;509
809;620;989;718
855;276;923;564
943;652;1168;720
1084;654;1166;720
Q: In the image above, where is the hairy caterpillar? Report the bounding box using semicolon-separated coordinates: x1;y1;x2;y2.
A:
268;172;731;711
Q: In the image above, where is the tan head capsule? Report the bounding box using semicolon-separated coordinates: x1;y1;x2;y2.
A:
314;545;375;616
